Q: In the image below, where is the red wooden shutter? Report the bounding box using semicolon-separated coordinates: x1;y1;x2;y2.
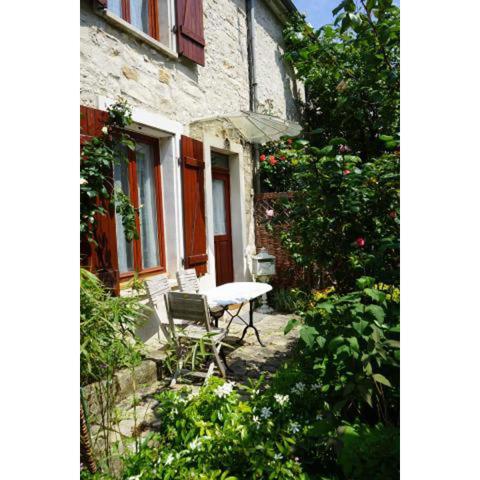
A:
175;0;206;66
181;135;208;276
80;105;120;295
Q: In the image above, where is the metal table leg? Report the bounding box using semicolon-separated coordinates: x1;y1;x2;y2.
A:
239;299;266;347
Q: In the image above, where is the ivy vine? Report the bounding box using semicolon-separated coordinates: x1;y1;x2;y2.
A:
80;99;139;246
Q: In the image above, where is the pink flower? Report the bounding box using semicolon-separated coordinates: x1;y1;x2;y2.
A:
339;144;351;154
356;237;365;248
266;209;274;218
343;169;351;175
269;156;277;166
287;139;293;145
259;154;266;162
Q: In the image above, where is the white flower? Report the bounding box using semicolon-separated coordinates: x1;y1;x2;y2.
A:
252;389;260;396
80;178;88;185
165;453;175;465
316;413;323;421
292;382;306;394
274;393;290;406
289;421;301;434
260;406;272;419
252;415;260;425
188;438;201;450
273;453;283;461
101;126;109;135
187;391;199;401
128;475;142;480
266;209;274;218
215;381;235;398
311;382;322;391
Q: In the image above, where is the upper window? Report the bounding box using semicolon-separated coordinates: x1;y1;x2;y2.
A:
114;133;166;277
108;0;176;50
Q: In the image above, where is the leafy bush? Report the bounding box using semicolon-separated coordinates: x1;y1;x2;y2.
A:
80;268;145;386
283;0;399;158
337;423;400;480
82;377;309;479
261;139;399;291
285;277;400;425
270;287;310;313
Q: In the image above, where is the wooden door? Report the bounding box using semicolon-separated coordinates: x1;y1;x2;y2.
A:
212;168;234;285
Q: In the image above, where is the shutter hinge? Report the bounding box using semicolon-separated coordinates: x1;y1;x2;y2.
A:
181;257;185;267
172;25;178;34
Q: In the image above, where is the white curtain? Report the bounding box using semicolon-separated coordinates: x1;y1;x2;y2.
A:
136;143;160;269
130;0;149;33
109;0;122;16
114;158;134;273
212;179;227;235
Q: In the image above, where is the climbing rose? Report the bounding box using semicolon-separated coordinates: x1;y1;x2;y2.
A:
343;169;351;175
259;154;266;162
269;156;277;165
356;237;366;248
339;144;351;154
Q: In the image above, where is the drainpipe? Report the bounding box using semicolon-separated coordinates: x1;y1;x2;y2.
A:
246;0;261;193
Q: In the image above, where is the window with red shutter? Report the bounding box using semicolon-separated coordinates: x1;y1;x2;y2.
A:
180;135;208;276
175;0;206;66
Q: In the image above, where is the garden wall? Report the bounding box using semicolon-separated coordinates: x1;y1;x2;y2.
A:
254;192;304;288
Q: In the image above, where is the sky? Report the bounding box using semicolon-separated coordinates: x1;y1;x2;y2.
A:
293;0;400;29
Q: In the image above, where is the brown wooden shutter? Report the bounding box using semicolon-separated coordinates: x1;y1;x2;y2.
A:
80;105;120;295
181;135;208;276
95;0;108;8
175;0;206;66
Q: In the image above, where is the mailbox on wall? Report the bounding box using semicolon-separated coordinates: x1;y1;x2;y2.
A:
252;247;276;278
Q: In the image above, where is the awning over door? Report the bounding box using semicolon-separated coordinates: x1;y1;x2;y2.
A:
193;110;302;144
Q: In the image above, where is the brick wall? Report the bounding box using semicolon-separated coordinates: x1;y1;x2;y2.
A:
254;192;305;288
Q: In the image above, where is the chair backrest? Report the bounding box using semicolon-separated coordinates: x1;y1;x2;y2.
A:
176;269;200;293
145;274;171;311
166;292;211;337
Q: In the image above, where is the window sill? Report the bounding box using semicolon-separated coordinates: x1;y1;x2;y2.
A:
99;9;178;61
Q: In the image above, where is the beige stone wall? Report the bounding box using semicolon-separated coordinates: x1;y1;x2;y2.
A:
255;0;303;121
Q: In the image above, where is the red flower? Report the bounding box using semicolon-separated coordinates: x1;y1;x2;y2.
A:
280;156;286;161
389;211;397;219
356;237;365;248
343;169;351;175
259;154;266;162
269;156;277;166
287;139;293;145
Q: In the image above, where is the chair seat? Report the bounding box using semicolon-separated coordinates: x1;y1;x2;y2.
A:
176;324;227;342
209;304;225;315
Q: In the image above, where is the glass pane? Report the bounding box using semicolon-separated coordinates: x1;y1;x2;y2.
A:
158;0;172;48
136;142;161;269
211;152;229;170
113;155;134;273
212;179;227;235
130;0;149;34
109;0;122;17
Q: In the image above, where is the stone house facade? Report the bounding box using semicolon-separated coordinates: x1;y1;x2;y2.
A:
80;0;303;345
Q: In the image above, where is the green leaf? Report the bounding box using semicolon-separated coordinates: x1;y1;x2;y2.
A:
300;325;319;348
372;373;392;387
328;335;344;352
364;288;386;303
319;145;334;155
284;318;299;335
379;134;394;141
316;335;327;349
356;276;375;289
348;336;360;352
317;301;334;313
365;305;386;323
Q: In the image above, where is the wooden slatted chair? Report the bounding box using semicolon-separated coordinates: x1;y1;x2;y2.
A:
176;269;225;325
166;291;227;385
145;274;172;341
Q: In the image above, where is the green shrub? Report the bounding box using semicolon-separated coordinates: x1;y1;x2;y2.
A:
285;277;400;425
270;288;310;313
80;268;145;386
337;423;400;480
261;139;400;292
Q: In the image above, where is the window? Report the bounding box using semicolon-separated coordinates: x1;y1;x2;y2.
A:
114;133;166;277
108;0;176;49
